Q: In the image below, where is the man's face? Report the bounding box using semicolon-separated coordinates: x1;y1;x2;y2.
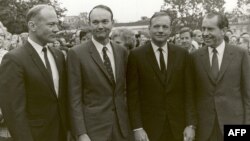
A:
180;31;192;48
149;15;171;46
89;8;113;42
238;38;249;49
202;16;225;48
193;30;203;44
32;8;59;46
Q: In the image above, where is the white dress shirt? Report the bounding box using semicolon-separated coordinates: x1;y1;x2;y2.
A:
28;38;59;96
92;37;116;80
151;41;168;70
208;40;225;70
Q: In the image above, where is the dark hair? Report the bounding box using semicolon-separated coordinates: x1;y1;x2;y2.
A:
79;28;91;40
179;27;193;37
204;12;228;29
149;11;172;26
26;4;53;23
88;5;113;22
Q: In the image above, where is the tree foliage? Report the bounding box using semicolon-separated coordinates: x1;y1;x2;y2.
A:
162;0;225;33
0;0;67;34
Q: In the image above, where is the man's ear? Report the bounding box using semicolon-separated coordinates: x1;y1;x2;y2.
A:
28;21;36;32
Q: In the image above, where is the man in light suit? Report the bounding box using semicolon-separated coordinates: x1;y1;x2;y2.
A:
126;12;194;141
186;12;250;141
67;5;131;141
0;5;68;141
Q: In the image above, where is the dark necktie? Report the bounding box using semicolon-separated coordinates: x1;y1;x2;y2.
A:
42;47;53;82
211;48;219;79
158;47;166;73
102;47;115;83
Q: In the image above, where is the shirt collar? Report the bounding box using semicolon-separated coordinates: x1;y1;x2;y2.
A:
151;41;168;53
92;37;112;54
28;37;44;54
209;40;225;55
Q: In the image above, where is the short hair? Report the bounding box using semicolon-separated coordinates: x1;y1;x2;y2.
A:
179;27;193;37
192;29;202;37
226;29;233;34
89;5;113;22
204;12;229;29
26;4;54;23
149;11;172;26
79;28;91;40
240;32;250;38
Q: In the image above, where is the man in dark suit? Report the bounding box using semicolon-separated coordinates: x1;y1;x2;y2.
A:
0;5;67;141
186;12;250;141
126;12;194;141
67;5;131;141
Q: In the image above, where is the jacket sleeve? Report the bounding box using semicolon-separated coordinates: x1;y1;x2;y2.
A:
0;53;34;141
67;49;87;136
241;50;250;124
126;51;143;129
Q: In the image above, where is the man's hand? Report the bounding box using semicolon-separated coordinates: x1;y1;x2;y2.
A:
134;128;149;141
183;126;195;141
78;134;91;141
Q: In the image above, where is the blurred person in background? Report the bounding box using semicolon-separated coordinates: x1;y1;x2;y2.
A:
79;28;92;43
192;29;204;48
180;27;196;53
174;32;182;46
229;35;238;45
111;28;136;51
20;32;29;44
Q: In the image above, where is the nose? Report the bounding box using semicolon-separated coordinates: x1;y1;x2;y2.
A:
203;28;209;36
158;26;164;33
97;23;104;29
53;25;59;33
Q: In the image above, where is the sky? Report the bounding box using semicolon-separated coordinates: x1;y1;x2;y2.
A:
60;0;238;23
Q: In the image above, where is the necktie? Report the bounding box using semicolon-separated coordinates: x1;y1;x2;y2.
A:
42;47;53;83
211;48;219;79
158;48;166;73
102;47;115;83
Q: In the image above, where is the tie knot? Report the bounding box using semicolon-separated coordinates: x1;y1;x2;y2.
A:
213;48;217;54
42;47;47;52
158;47;163;52
102;47;108;53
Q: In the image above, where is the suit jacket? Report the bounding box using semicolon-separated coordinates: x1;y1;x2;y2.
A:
186;44;250;141
67;40;130;141
126;42;189;141
0;42;68;141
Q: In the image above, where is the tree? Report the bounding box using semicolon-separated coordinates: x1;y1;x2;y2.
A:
0;0;67;34
162;0;226;33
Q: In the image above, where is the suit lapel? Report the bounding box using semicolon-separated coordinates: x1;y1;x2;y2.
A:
25;42;57;96
111;42;120;84
216;45;234;83
199;47;216;85
146;43;165;86
89;41;114;86
165;44;176;84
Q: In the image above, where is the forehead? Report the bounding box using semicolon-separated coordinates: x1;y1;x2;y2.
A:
36;8;58;22
90;8;112;21
202;16;219;28
151;15;171;25
180;31;191;38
